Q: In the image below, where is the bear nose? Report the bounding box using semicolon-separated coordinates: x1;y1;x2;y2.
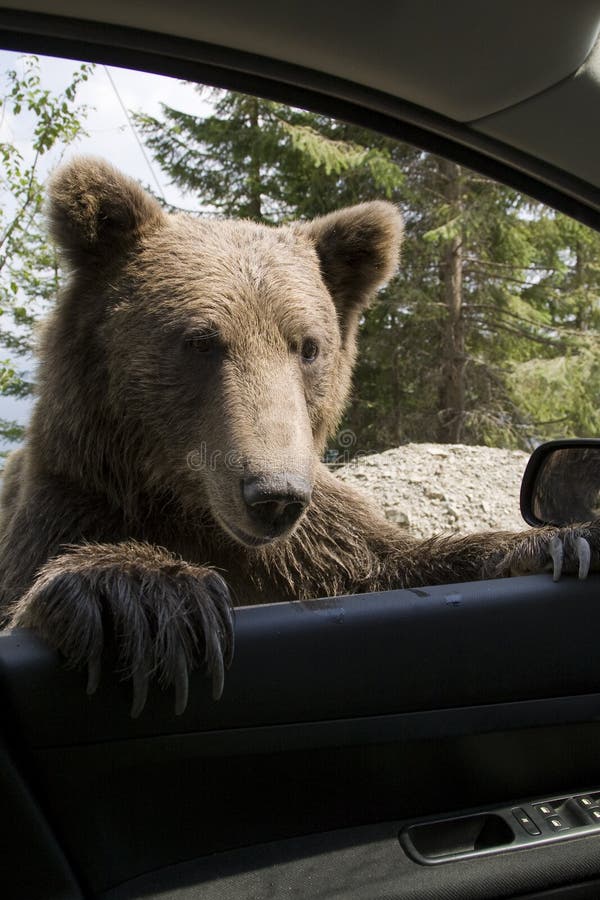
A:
242;473;312;534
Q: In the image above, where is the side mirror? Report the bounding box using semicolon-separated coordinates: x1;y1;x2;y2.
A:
520;439;600;527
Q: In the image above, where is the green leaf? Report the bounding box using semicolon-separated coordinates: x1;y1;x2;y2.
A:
423;215;462;243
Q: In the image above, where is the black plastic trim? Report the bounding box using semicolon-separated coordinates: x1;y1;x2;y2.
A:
2;574;600;747
0;8;600;229
401;787;600;866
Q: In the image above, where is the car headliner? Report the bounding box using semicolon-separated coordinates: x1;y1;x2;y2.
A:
1;1;600;222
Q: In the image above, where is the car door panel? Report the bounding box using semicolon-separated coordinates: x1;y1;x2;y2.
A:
2;575;600;897
3;575;600;745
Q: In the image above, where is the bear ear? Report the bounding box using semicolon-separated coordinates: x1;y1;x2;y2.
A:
301;201;403;340
46;156;164;262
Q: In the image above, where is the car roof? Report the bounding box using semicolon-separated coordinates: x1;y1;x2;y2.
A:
2;1;600;223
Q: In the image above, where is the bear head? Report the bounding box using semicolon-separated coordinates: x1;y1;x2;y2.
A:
40;157;402;548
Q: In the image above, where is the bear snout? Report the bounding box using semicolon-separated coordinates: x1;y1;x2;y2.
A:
241;472;312;536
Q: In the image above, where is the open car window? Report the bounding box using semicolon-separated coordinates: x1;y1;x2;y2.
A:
0;54;597;517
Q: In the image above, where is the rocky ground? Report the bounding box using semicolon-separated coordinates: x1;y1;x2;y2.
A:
335;442;530;538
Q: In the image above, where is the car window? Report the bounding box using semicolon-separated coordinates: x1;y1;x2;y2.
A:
0;51;598;542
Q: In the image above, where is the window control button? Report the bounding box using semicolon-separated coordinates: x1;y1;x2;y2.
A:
576;796;598;811
536;804;554;816
586;808;600;822
548;816;569;831
513;808;541;835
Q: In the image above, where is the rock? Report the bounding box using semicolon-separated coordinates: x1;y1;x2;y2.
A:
425;487;445;500
334;442;529;539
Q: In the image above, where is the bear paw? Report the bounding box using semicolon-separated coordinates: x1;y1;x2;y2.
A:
8;541;234;717
495;521;599;581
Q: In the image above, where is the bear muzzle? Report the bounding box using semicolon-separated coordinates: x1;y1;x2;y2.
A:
240;472;312;539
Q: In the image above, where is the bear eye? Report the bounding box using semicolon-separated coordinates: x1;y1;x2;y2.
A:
185;329;220;352
300;338;319;363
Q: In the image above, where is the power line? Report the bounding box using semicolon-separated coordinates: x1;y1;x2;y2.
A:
103;66;166;201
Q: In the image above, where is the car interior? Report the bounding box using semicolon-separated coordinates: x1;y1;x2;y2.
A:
1;3;600;899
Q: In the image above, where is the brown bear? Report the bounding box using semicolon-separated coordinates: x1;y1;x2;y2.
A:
0;157;596;716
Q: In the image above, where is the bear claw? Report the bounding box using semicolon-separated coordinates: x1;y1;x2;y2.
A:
549;535;564;582
496;522;598;581
549;533;591;582
576;536;591;580
130;667;150;719
8;543;235;718
86;653;102;696
209;643;225;703
174;648;189;717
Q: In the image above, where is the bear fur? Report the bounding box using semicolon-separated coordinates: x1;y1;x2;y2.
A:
0;157;596;714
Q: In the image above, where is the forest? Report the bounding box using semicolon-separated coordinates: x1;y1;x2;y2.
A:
1;59;598;456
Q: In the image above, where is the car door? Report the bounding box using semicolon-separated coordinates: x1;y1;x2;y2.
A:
3;572;600;900
1;4;600;899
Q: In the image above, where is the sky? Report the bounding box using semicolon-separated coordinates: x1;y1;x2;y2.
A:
0;50;212;201
0;50;215;433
